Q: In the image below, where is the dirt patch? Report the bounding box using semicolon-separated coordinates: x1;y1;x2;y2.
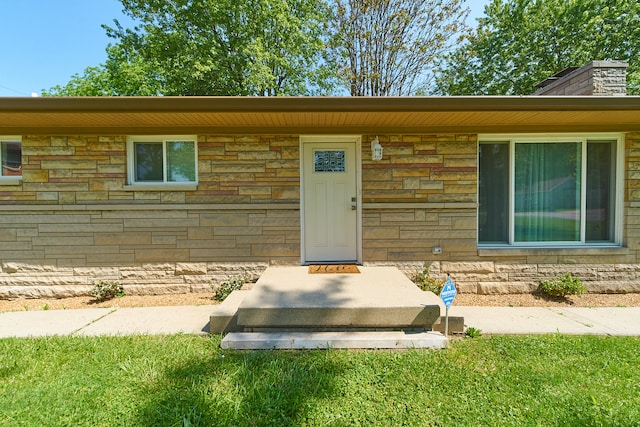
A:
455;293;640;308
1;291;639;313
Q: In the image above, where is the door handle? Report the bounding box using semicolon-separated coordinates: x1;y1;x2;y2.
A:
351;196;357;210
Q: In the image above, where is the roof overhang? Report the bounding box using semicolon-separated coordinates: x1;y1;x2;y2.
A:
1;96;639;135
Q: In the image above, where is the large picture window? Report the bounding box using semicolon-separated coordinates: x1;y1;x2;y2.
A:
479;134;621;246
0;136;22;178
127;136;197;185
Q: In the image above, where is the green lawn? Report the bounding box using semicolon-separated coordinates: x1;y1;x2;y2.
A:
1;334;639;426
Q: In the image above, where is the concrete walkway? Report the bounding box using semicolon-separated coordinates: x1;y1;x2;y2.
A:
451;306;640;336
1;304;639;338
0;305;214;338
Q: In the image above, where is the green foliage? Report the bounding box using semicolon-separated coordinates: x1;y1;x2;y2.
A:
43;45;163;96
1;335;640;425
413;265;445;294
436;0;640;95
90;280;125;302
45;0;471;96
539;273;587;298
45;0;335;96
211;275;253;302
465;326;482;338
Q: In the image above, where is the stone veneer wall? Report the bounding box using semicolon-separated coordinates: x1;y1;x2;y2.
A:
1;132;640;298
0;135;300;298
534;60;628;96
0;205;302;298
360;134;477;262
362;133;640;295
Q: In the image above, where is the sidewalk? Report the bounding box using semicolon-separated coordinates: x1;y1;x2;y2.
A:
0;305;215;338
1;305;639;338
451;306;640;336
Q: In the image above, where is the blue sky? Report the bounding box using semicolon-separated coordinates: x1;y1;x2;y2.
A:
0;0;489;97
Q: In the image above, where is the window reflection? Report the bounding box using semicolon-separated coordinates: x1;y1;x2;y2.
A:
1;141;21;177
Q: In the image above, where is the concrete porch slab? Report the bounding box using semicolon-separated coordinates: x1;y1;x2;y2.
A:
221;331;448;350
236;266;442;329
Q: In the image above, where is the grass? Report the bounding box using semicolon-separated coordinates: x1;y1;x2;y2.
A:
1;335;639;426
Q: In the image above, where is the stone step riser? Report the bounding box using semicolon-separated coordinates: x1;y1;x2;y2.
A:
221;331;448;350
236;306;437;329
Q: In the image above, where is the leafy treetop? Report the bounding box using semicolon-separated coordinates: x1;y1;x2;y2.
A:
435;0;640;95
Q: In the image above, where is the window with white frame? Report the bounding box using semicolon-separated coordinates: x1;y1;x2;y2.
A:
478;134;622;246
127;136;197;185
0;136;22;178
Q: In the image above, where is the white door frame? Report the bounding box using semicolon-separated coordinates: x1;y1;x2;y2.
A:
300;135;362;264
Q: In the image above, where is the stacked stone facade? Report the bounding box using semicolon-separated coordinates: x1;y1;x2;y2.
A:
0;132;639;298
534;60;628;96
0;135;300;298
361;134;477;263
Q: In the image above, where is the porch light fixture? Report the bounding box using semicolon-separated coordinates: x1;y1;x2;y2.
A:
371;136;383;161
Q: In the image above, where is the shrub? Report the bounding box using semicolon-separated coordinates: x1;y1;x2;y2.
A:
90;280;125;302
211;275;252;302
465;326;482;338
413;265;445;294
539;273;586;298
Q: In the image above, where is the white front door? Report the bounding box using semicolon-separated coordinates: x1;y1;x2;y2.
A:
302;139;359;263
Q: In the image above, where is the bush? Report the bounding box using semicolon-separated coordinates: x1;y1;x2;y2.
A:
90;280;125;302
413;265;445;294
539;273;586;298
211;275;252;302
465;326;482;338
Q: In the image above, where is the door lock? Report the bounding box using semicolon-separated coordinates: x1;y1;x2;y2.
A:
351;196;357;210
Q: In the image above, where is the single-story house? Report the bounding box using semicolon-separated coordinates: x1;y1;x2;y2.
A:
1;61;640;298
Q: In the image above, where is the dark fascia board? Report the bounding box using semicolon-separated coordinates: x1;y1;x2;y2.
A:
2;96;640;113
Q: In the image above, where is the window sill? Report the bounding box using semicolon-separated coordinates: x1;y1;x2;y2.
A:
478;246;628;257
124;183;197;192
0;177;22;186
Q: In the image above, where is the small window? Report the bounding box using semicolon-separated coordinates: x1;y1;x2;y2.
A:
314;150;346;172
127;136;197;185
0;137;22;177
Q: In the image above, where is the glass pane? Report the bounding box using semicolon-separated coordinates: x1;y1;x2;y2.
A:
478;143;509;243
514;143;581;242
586;141;615;242
135;142;163;182
1;141;21;176
166;141;196;182
314;150;345;172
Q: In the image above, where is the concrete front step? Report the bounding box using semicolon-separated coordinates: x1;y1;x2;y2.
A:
236;266;442;329
209;290;250;334
221;331;448;350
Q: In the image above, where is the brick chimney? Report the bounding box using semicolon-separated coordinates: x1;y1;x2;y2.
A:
534;60;628;96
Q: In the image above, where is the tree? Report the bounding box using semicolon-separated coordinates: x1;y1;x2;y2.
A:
329;0;469;96
45;0;335;96
435;0;640;95
43;44;162;96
